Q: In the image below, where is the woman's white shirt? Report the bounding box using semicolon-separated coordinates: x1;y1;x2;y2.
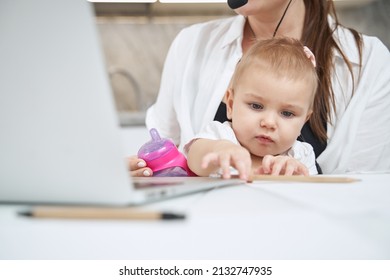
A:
146;15;390;174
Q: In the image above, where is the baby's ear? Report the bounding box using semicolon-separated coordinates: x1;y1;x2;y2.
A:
226;89;234;119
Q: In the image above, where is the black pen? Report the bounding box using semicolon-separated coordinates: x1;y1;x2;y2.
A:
19;206;185;220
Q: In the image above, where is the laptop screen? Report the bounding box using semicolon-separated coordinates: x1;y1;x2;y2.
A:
0;0;135;205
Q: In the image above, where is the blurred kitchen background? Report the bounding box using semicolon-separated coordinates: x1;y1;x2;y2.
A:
91;0;390;126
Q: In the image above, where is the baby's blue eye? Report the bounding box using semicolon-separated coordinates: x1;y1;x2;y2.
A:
281;111;294;117
250;103;263;110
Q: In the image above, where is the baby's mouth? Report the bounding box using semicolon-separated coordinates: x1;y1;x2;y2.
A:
256;135;274;144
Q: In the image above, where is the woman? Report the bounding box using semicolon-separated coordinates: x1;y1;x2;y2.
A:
130;0;390;176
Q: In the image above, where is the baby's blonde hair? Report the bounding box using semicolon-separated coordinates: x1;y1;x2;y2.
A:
231;38;318;107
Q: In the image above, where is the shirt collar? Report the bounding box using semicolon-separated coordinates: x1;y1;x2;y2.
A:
329;16;361;65
221;15;246;49
220;15;361;65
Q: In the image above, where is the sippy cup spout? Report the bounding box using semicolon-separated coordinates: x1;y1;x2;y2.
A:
150;128;161;142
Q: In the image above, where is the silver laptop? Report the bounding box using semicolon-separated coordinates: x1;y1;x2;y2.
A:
0;0;240;206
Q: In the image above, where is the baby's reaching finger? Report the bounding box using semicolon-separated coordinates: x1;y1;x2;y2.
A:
201;153;219;169
234;160;249;180
284;162;296;176
260;155;274;174
219;153;233;179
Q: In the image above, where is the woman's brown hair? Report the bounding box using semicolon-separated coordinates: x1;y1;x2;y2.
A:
302;0;363;142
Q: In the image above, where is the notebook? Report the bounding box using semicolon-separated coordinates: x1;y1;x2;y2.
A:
0;0;240;206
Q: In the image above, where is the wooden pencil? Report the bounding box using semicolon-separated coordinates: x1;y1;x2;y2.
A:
247;175;360;183
19;206;185;220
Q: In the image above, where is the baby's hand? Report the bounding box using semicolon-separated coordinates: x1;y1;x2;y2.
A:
259;155;309;176
201;144;251;180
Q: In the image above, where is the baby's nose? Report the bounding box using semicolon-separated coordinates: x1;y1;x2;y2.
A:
259;112;277;129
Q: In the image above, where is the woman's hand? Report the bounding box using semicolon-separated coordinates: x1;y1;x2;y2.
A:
127;155;153;177
258;155;309;176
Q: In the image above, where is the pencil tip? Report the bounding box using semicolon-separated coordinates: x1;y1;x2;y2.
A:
161;213;186;220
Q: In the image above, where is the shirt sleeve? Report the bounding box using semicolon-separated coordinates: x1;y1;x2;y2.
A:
318;34;390;173
194;121;239;144
145;30;186;146
287;141;318;175
343;38;390;172
183;121;239;155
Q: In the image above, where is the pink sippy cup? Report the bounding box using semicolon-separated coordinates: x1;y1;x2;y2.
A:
137;128;194;177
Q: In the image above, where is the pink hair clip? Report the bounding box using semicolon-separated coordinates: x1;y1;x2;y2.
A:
303;46;316;68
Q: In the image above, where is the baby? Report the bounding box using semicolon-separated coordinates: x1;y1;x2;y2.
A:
186;38;318;180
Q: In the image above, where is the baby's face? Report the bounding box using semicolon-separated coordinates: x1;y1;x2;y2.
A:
226;67;314;157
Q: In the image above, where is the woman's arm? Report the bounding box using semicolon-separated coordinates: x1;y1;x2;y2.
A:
319;36;390;173
145;29;187;145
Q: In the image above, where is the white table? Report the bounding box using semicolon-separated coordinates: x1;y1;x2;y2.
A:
1;173;389;260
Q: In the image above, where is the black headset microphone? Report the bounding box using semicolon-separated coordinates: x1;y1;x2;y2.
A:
227;0;248;9
228;0;294;38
